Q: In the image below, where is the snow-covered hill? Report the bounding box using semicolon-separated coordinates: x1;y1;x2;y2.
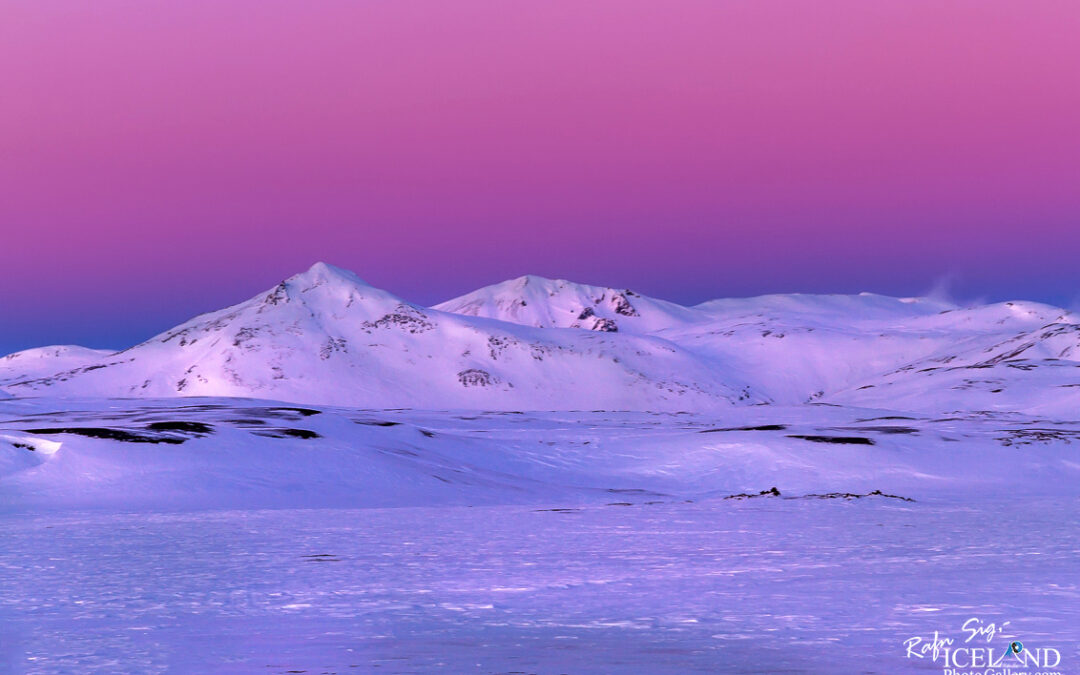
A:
434;275;707;333
831;302;1080;414
0;345;114;387
0;264;755;410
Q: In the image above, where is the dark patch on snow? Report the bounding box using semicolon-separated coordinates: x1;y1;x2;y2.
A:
610;292;639;317
724;487;782;500
24;427;186;444
253;428;321;439
262;282;290;306
458;369;496;387
278;428;321;439
363;305;435;334
145;421;214;434
354;419;402;427
997;428;1080;446
723;487;914;502
699;424;787;433
487;335;514;360
268;407;322;417
788;435;875;445
799;490;915;502
834;425;918;435
319;337;348;360
856;416;919;422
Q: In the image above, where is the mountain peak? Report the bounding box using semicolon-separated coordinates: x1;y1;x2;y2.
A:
290;262;370;289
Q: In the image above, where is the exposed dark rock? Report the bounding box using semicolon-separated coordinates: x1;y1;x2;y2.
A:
253;428;321;439
801;490;915;502
458;369;496;387
833;425;918;435
319;337;348;360
362;304;435;334
263;407;322;417
262;282;290;306
724;487;782;500
591;318;618;332
722;487;914;502
24;427;186;444
145;421;214;434
788;435;875;445
700;424;788;433
610;292;639;317
998;428;1080;446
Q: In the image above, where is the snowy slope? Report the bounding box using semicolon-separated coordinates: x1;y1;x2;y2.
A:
0;345;114;387
1;264;756;410
436;286;968;405
652;293;958;404
831;302;1080;413
434;275;707;333
694;291;954;320
4;398;1078;511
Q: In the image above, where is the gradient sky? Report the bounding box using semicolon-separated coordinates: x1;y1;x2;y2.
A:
2;0;1079;354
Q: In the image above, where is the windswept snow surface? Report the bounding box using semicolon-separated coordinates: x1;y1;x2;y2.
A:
2;265;1079;673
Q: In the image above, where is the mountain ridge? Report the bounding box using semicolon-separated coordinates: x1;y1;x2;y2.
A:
4;263;1078;413
0;263;758;410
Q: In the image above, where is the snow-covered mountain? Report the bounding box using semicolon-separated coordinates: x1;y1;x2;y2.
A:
3;263;1078;413
434;275;707;333
0;263;756;410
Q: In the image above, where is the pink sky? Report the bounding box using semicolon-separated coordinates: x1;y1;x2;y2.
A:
2;1;1079;351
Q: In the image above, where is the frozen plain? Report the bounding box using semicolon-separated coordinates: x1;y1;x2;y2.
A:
2;401;1078;674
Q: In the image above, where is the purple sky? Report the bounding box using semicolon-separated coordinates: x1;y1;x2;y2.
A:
2;1;1079;353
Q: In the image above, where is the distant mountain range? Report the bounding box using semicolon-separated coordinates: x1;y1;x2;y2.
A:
3;262;1078;413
